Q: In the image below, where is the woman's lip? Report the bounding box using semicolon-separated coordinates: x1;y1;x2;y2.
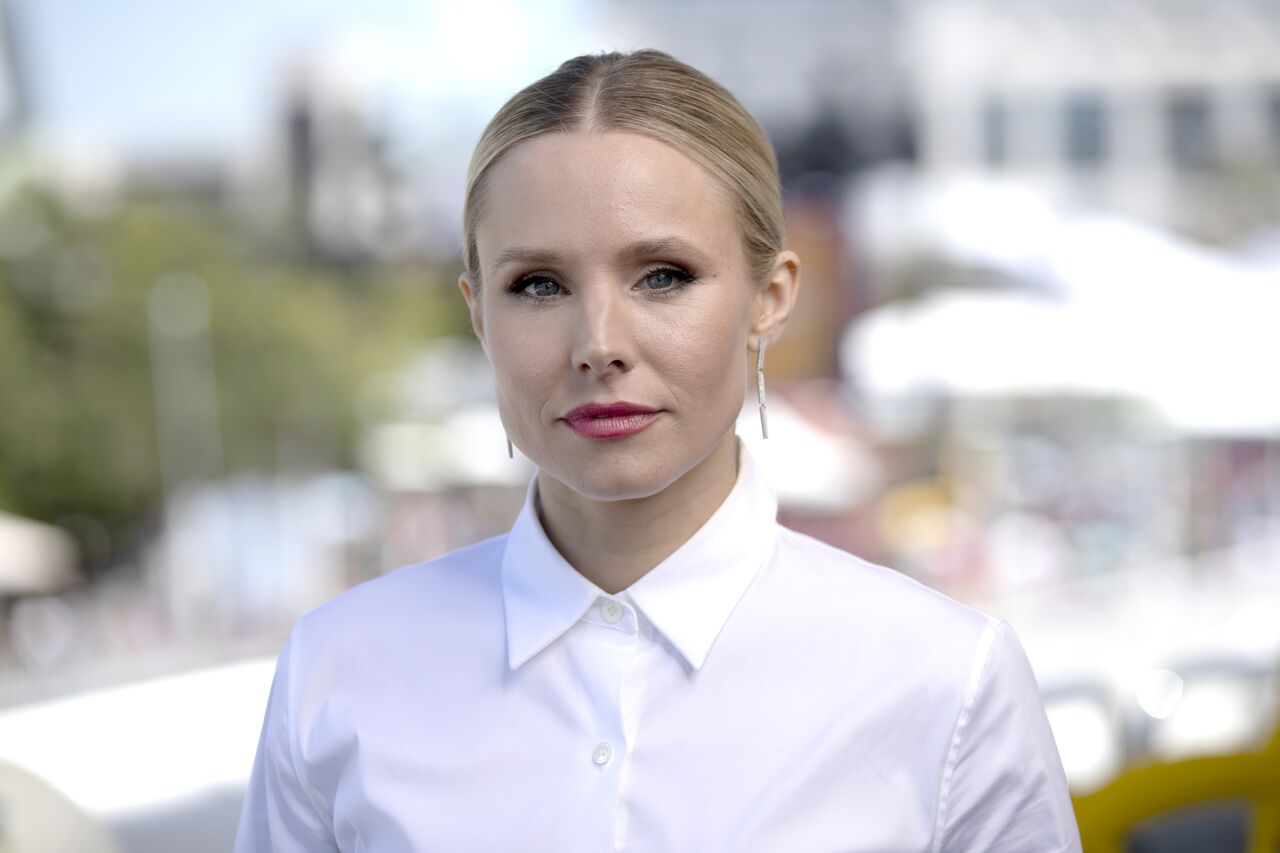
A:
560;407;660;438
564;402;658;420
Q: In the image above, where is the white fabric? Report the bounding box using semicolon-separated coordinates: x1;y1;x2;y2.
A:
236;441;1080;852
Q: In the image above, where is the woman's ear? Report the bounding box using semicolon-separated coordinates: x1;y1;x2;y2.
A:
457;274;487;348
749;250;801;351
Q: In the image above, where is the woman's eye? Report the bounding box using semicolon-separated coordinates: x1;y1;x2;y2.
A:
644;271;676;290
523;279;563;298
641;268;691;292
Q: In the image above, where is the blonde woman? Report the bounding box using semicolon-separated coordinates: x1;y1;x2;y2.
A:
236;50;1080;852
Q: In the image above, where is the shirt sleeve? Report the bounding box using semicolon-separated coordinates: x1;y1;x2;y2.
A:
234;627;339;853
933;619;1082;853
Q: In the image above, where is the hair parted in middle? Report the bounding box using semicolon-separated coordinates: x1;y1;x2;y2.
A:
462;50;785;289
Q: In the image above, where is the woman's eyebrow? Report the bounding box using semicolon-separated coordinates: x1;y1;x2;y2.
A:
617;237;710;265
614;235;716;266
492;237;711;273
491;246;560;272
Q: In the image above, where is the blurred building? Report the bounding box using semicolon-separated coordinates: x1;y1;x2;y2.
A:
599;0;916;183
908;0;1280;239
277;56;414;265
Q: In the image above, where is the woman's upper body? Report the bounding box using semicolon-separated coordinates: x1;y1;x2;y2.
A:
236;49;1081;851
235;440;1080;852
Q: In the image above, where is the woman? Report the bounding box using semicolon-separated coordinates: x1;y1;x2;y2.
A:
236;50;1080;851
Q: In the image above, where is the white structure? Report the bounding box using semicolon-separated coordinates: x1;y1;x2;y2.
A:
0;657;275;852
843;205;1280;436
0;512;77;597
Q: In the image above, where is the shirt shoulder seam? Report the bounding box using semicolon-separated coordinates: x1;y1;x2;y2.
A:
929;615;1003;853
286;616;337;834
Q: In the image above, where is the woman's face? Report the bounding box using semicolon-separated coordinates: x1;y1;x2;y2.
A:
462;130;766;501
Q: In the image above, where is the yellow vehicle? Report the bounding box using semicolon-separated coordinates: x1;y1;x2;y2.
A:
1073;721;1280;852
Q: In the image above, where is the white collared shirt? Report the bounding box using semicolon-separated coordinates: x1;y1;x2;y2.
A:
236;442;1081;852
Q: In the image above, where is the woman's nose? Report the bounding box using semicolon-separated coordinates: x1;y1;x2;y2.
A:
571;288;634;376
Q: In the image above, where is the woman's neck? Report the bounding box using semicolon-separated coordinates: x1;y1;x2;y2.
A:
535;432;740;594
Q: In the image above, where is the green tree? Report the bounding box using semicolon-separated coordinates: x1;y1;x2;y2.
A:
0;186;470;574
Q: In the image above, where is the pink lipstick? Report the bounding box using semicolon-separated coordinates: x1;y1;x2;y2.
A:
562;402;661;439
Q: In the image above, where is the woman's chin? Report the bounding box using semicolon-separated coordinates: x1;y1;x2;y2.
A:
521;437;688;502
546;456;681;503
533;427;736;505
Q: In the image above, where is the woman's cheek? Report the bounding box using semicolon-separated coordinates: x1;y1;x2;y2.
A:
496;354;555;412
487;333;547;424
652;308;744;397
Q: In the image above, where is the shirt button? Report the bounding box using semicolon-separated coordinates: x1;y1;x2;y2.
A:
592;741;614;765
601;600;624;623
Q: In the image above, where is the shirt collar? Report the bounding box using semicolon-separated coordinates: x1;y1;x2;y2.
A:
501;438;778;672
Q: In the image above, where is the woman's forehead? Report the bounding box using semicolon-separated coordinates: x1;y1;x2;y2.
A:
475;130;740;270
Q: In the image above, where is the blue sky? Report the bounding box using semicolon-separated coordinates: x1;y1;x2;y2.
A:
14;0;601;157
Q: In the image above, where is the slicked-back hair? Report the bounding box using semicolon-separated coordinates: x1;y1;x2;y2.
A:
462;50;784;288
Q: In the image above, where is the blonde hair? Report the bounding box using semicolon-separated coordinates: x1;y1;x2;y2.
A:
463;50;784;286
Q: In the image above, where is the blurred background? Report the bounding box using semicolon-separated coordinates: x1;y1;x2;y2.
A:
0;0;1278;850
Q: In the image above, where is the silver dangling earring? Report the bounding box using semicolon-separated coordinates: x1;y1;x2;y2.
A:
507;437;514;459
757;338;769;439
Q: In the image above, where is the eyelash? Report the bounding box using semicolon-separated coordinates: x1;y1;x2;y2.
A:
504;265;699;303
